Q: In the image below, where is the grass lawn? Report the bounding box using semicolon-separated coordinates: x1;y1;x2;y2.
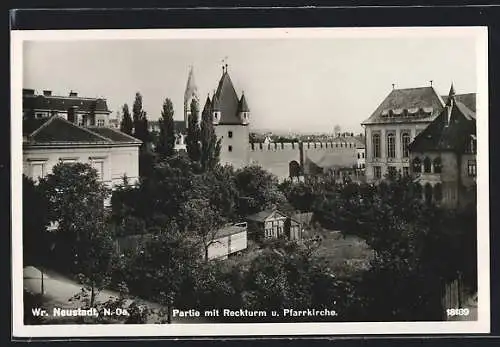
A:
310;228;374;275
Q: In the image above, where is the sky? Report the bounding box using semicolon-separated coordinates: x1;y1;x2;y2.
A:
23;34;478;134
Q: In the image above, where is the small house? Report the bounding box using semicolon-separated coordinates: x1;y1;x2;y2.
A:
207;222;248;260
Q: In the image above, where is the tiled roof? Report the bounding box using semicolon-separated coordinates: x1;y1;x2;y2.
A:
238;94;250;112
23;94;110;113
174;120;186;133
362;87;445;125
409;100;476;152
214;223;247;239
442;93;476;112
246;209;287;223
24;116;141;145
214;72;245;125
88;127;142;144
304;150;358;170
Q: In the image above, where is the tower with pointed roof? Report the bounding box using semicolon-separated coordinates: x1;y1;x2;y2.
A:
184;66;200;129
203;64;250;168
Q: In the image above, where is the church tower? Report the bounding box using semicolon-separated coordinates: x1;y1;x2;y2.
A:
208;64;250;169
184;66;199;129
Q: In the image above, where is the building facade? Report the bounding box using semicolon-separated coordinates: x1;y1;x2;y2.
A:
409;85;476;208
23;116;141;187
23;89;112;127
362;86;446;182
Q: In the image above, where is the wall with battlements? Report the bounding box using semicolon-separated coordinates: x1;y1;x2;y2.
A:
247;141;358;180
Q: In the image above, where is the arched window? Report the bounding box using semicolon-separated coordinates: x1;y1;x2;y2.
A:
357;153;361;159
434;184;442;202
433;157;442;173
372;133;381;158
387;133;396;158
423;157;432;173
412;157;421;173
401;132;411;158
424;183;433;204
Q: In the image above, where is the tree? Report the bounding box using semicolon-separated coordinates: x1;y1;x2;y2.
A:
38;162;114;307
234;165;287;217
180;198;226;262
120;104;133;135
186;99;201;163
23;175;49;265
120;225;202;307
132;92;143;125
157;98;176;159
200;101;221;171
38;163;110;273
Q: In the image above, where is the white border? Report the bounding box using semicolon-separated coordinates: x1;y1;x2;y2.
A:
11;27;490;338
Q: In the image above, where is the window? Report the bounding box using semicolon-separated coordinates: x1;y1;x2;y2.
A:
91;160;104;181
228;145;233;152
402;166;409;177
412;157;421;173
468;160;476;177
97;119;105;127
372;133;381;158
469;137;476;154
35;112;45;119
362;152;365;159
30;162;45;180
433;157;442;173
423;157;432;173
434;184;443;202
374;166;382;179
228;131;233;138
401;132;411;158
387;132;396;158
357;153;361;159
387;166;397;177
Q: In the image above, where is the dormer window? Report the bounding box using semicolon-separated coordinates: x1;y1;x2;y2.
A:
213;111;221;124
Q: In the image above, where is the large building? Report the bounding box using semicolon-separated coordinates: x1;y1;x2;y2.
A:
23;89;112;127
22;90;141;187
362;85;445;181
409;85;476;208
362;84;476;182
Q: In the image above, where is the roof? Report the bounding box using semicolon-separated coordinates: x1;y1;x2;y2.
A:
24;116;142;146
362;87;445;125
184;66;198;102
202;95;212;116
442;93;476;112
238;93;250;112
291;212;314;224
213;223;247;239
409;100;476;153
304;150;358;171
174;120;186;133
214;71;245;125
23;93;110;113
246;209;288;223
88;127;142;144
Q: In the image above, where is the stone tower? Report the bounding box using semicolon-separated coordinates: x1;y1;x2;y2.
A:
184;65;199;129
206;64;250;169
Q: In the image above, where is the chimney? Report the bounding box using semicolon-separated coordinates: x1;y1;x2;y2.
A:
43;90;52;96
69;91;78;97
23;88;35;96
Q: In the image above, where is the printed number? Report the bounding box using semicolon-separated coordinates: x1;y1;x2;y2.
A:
446;308;470;317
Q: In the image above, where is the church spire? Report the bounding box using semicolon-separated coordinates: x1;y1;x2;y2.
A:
184;65;199;128
184;65;198;101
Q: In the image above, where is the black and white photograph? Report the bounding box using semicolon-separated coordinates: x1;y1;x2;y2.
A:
11;27;489;337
